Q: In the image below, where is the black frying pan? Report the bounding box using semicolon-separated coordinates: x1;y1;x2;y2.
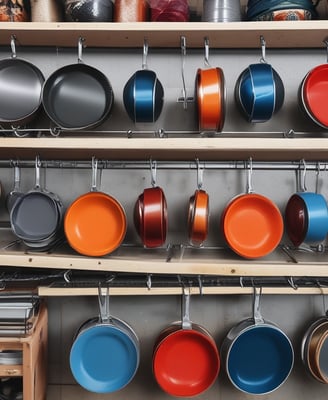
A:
42;37;114;130
0;36;44;128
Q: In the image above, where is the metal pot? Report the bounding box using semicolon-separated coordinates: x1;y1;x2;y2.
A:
70;287;140;393
188;189;209;247
221;288;294;394
0;36;44;128
42;37;114;130
152;288;220;397
123;40;164;123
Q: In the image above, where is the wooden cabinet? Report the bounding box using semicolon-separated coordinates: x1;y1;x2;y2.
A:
0;303;48;400
0;20;328;291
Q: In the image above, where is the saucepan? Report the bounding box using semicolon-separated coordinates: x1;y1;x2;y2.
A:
152;287;220;397
285;163;328;247
123;39;164;123
221;160;284;259
70;286;140;393
235;36;284;123
299;43;328;129
0;36;44;128
188;161;209;247
134;161;167;248
64;158;126;256
42;37;114;130
195;38;226;132
221;287;294;394
9;156;64;249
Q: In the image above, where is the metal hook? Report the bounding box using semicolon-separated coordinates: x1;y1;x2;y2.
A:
142;38;148;70
196;158;204;190
204;37;211;68
287;277;298;290
147;274;152;290
197;275;203;296
64;270;71;283
150;159;157;187
324;39;328;63
91;156;98;192
300;158;307;192
10;35;17;59
260;35;267;63
181;36;188;110
246;157;254;194
77;37;85;64
316;162;321;194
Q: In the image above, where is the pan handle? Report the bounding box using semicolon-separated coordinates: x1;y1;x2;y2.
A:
252;286;264;325
98;285;112;324
181;286;192;330
77;37;86;64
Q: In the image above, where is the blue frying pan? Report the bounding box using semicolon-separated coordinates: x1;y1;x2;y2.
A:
70;316;139;393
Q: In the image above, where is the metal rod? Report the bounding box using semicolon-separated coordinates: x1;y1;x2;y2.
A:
2;159;328;171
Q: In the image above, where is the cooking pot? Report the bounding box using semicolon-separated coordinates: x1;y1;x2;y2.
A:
153;288;220;397
42;37;114;130
70;287;140;393
300;62;328;129
285;192;328;247
134;186;167;248
0;36;44;128
64;158;127;257
221;287;294;394
10;156;64;248
188;189;209;247
123;40;164;123
196;66;225;132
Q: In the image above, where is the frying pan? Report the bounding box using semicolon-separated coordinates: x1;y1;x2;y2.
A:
300;63;328;129
0;36;44;128
153;288;220;397
196;66;225;132
221;288;294;395
188;189;209;247
10;156;63;245
221;193;283;258
70;287;139;393
64;158;126;256
42;37;114;130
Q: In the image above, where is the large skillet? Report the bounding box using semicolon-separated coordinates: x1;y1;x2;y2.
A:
42;37;114;130
0;36;44;128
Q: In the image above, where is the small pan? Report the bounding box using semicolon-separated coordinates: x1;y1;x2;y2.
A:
42;37;114;130
64;158;126;256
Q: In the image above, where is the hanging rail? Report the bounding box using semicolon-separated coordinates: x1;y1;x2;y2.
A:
2;159;328;171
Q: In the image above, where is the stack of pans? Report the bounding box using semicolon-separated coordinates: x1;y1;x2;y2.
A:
0;295;39;336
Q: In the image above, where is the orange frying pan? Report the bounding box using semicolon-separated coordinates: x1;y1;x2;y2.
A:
196;67;225;132
221;193;283;259
188;189;209;246
64;191;127;257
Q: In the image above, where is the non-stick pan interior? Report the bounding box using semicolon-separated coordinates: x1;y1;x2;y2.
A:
227;325;294;394
64;192;126;256
42;64;113;129
70;324;139;393
0;59;44;122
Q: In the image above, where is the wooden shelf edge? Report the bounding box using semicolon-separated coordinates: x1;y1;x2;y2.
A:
1;137;328;160
0;21;327;48
38;286;328;296
0;251;327;276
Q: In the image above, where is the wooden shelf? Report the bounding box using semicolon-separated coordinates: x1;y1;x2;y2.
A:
1;137;328;161
0;21;327;49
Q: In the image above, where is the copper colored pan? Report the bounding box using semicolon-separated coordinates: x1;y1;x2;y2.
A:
196;67;225;132
188;189;209;246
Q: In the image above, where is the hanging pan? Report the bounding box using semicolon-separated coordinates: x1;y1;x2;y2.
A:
10;156;63;247
0;36;44;128
221;287;294;395
153;287;220;397
42;37;114;130
64;158;126;256
188;160;209;247
221;159;283;259
70;286;140;393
